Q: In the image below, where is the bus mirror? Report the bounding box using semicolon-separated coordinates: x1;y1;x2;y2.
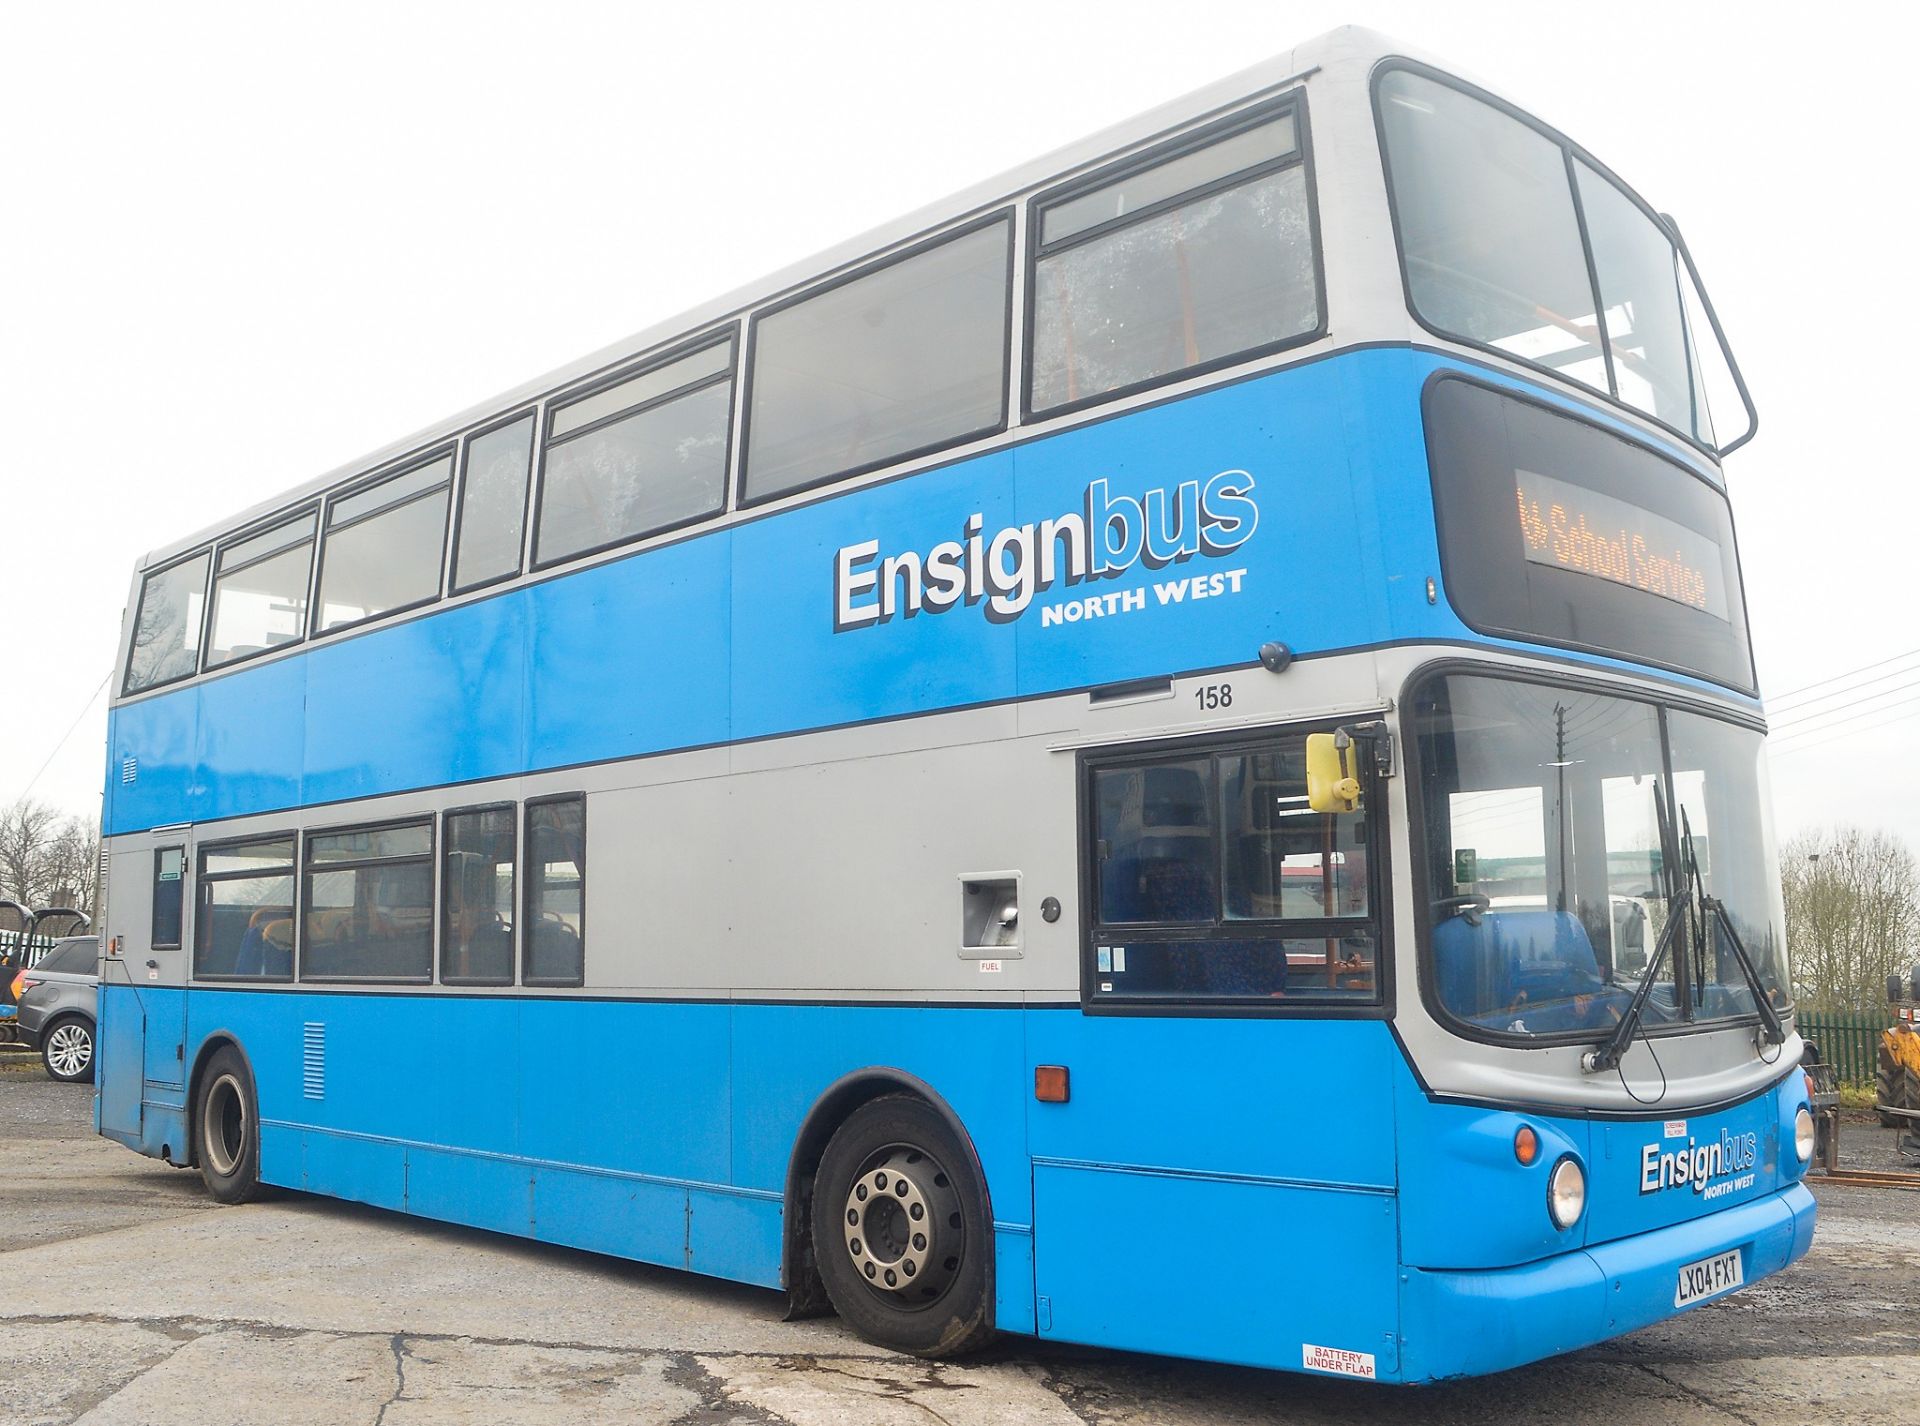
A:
1306;733;1362;814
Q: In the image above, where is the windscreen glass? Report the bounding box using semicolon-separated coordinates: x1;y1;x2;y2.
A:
1413;672;1788;1042
1426;378;1754;692
1378;67;1736;448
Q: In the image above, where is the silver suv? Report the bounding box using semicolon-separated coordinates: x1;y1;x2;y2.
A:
16;937;98;1083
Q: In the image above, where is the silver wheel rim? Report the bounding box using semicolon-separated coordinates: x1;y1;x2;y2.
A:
46;1023;91;1077
841;1143;965;1304
204;1072;247;1177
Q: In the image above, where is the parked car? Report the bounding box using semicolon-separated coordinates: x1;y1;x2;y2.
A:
15;936;98;1083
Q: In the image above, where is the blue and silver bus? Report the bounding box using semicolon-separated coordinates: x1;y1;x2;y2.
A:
95;28;1815;1382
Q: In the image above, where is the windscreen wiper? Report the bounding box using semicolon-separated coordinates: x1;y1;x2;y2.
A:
1585;775;1682;1075
1583;883;1685;1075
1681;808;1787;1050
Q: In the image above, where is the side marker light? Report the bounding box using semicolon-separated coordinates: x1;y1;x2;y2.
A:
1514;1125;1539;1166
1034;1066;1070;1103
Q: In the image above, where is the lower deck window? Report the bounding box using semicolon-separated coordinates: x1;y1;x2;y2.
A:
524;797;585;985
1084;737;1380;1006
195;837;297;980
444;807;515;985
302;822;433;981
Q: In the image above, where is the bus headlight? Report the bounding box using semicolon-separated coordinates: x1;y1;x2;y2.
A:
1547;1156;1586;1230
1794;1107;1816;1164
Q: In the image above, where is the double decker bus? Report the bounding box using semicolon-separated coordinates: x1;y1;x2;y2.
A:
94;28;1815;1382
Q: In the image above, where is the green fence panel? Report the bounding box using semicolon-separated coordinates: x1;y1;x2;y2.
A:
1797;1013;1887;1087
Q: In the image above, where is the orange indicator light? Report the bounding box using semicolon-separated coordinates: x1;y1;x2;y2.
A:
1514;1125;1540;1166
1034;1066;1071;1103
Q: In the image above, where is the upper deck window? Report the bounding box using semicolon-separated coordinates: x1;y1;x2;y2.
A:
742;218;1011;504
451;413;536;592
124;552;209;694
1028;103;1319;417
206;512;316;669
536;336;733;566
315;454;453;633
1376;66;1746;451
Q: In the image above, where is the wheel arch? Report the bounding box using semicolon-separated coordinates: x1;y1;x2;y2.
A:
780;1067;994;1321
185;1030;257;1169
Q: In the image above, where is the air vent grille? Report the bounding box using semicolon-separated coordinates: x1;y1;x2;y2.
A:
302;1022;325;1100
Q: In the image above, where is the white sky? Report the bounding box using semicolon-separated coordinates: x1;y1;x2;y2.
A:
3;0;1915;853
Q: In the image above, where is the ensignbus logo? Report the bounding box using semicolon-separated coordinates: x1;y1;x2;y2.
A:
831;471;1259;632
1638;1128;1760;1199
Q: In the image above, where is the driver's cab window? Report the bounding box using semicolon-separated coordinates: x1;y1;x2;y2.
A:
1085;734;1380;1007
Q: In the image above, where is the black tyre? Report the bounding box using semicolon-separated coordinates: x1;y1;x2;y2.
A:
41;1015;95;1084
810;1094;994;1357
195;1046;264;1204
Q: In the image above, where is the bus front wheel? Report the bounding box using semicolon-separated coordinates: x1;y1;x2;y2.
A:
811;1094;994;1357
195;1046;264;1205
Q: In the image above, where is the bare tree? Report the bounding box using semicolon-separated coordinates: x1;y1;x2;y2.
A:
1781;826;1920;1015
0;798;100;917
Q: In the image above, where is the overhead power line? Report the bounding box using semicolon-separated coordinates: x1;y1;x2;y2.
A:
11;671;111;807
1766;645;1920;707
1770;686;1920;750
1768;658;1920;717
1769;674;1920;736
1770;698;1920;759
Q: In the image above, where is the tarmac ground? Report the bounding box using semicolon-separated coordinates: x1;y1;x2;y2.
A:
2;1059;1916;1425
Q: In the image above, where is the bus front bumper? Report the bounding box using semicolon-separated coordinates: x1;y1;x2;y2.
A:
1397;1182;1816;1382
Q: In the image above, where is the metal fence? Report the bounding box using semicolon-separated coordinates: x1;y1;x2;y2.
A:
0;929;58;966
1797;1012;1888;1087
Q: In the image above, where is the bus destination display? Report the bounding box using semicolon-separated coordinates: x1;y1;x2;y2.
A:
1515;468;1729;621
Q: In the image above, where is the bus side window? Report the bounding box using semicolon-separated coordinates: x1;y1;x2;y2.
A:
152;846;185;950
452;413;536;593
1030;102;1319;417
524;797;585;987
444;807;516;986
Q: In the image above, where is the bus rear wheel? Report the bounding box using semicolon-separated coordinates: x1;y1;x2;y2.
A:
811;1094;993;1357
196;1046;264;1204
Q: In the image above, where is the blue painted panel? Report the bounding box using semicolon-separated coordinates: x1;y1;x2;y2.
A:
408;1146;532;1239
1582;1075;1799;1246
688;1188;784;1288
195;654;306;823
1397;1182;1814;1382
1392;1059;1591;1269
259;1121;301;1186
530;535;732;764
992;1230;1036;1336
1024;1015;1400;1189
532;1165;689;1268
1009;360;1369;695
142;986;186;1090
306;593;529;804
518;999;729;1180
302;1129;407;1209
109;694;197;835
98;984;145;1140
730;451;1019;738
1035;1163;1399;1372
